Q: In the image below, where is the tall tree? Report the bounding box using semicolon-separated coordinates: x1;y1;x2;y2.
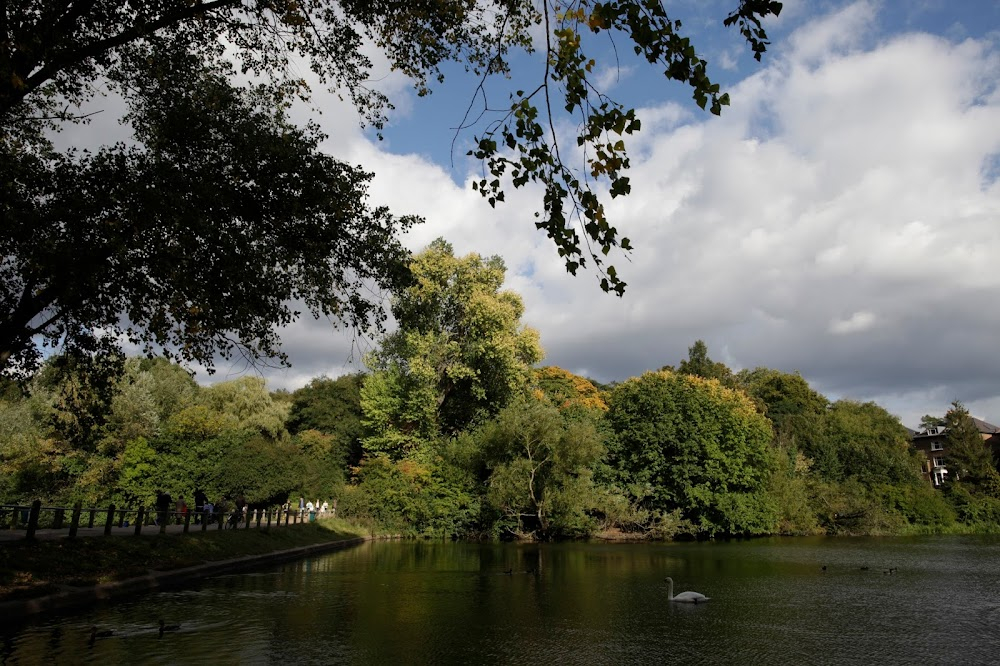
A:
944;401;999;492
2;1;782;375
362;239;543;457
288;373;366;467
675;340;734;386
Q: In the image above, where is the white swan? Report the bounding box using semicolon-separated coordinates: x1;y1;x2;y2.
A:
665;577;709;603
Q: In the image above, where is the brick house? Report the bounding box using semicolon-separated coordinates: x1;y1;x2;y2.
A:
911;417;1000;487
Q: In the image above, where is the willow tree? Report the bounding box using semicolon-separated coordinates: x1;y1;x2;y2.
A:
462;398;605;539
362;239;543;458
2;0;781;376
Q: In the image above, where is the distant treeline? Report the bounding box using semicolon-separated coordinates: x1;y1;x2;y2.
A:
3;241;999;539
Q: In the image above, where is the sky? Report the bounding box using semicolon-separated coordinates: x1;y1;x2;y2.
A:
122;0;1000;430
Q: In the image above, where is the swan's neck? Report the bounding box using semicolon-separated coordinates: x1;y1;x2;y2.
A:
667;578;673;600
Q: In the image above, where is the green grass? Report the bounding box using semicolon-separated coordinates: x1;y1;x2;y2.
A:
0;519;366;602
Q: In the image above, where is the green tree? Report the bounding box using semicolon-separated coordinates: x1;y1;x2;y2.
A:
606;370;776;536
735;367;828;470
0;392;68;501
102;358;162;454
212;436;304;507
138;358;200;424
288;373;366;466
33;350;124;451
675;340;734;386
944;401;1000;494
460;398;605;539
819;400;920;487
198;377;290;441
339;452;480;538
293;429;347;500
2;2;782;375
115;436;159;507
1;44;414;375
362;239;543;457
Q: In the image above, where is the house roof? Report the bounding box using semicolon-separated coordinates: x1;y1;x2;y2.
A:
971;417;1000;434
911;416;1000;438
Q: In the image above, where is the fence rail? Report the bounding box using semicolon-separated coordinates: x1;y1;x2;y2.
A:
1;500;319;541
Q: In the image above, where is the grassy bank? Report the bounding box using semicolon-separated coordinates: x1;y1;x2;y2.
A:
0;519;366;602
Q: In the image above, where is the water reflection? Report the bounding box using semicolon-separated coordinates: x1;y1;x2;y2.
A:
3;536;1000;664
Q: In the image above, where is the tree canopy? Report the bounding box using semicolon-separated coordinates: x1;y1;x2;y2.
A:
361;239;543;456
675;340;735;386
606;370;776;535
2;0;781;376
1;44;414;375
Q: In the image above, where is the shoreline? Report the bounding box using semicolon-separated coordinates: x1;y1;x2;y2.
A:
0;535;366;622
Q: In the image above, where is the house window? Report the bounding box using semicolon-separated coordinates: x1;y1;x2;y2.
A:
927;427;940;435
933;457;945;468
930;442;944;451
933;470;947;486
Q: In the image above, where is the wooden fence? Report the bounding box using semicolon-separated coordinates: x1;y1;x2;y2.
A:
0;500;318;540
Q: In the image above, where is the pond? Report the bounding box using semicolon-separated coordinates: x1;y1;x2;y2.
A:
4;536;1000;664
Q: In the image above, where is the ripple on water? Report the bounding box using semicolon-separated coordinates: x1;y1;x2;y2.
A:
4;537;1000;664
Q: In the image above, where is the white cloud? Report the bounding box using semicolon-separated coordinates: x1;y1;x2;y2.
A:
788;1;878;63
830;311;877;335
591;64;636;90
213;2;1000;430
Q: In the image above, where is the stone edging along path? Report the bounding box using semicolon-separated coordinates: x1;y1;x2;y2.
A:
0;536;367;622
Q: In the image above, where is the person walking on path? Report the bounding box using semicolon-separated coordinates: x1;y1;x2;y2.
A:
235;494;247;527
155;490;171;526
194;489;207;524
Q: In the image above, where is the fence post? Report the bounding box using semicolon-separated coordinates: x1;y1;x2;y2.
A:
104;504;115;535
134;506;145;536
53;507;65;530
88;507;96;528
183;511;191;533
266;508;272;530
69;501;82;538
255;509;262;528
117;508;126;528
25;500;42;540
8;506;17;529
201;510;208;531
218;511;224;530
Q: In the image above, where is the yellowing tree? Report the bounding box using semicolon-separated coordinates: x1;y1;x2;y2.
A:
362;239;543;458
532;366;608;413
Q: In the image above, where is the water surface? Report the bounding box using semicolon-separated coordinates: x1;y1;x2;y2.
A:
4;536;999;664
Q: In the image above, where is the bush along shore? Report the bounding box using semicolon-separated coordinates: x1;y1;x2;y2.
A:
0;519;367;616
